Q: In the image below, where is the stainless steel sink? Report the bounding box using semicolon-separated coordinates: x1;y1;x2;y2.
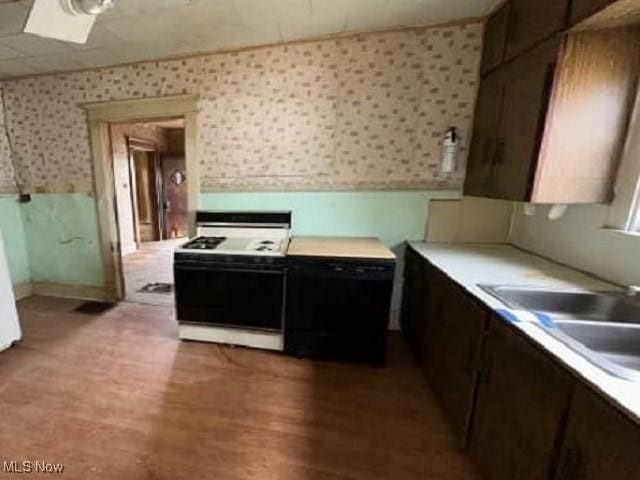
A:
481;285;640;323
480;285;640;381
546;321;640;381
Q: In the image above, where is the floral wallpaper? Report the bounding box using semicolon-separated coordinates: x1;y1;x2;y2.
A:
0;23;482;194
0;93;17;193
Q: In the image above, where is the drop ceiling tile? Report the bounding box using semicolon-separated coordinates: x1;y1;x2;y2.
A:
0;2;29;37
0;58;39;78
0;43;20;60
1;33;75;55
22;53;87;72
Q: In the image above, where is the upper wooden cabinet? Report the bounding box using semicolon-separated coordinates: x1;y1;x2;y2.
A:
480;2;510;75
554;384;640;480
466;26;640;202
570;0;618;26
505;0;570;60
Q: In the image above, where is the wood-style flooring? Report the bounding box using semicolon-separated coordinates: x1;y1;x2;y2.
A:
0;296;482;480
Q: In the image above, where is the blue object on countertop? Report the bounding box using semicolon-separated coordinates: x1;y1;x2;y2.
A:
496;309;521;324
535;312;557;329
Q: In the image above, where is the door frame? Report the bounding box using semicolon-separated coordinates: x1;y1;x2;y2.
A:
83;95;199;301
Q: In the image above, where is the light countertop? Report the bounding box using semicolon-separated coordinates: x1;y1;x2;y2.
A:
409;241;640;424
288;236;396;260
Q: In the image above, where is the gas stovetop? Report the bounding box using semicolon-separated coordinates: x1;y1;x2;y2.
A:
177;235;288;256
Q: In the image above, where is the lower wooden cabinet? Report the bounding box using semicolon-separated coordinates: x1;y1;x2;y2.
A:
400;247;428;358
401;247;640;478
421;265;489;445
554;384;640;480
469;317;573;480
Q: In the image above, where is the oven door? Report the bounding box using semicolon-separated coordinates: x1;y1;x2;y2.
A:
174;262;284;330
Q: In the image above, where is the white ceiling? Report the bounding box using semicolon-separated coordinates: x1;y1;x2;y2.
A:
0;0;500;79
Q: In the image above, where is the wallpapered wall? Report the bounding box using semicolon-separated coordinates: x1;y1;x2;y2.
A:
0;23;482;194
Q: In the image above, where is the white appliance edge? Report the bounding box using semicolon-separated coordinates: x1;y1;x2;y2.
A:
0;227;21;352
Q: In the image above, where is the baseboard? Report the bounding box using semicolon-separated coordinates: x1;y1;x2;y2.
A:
28;282;108;302
12;282;33;300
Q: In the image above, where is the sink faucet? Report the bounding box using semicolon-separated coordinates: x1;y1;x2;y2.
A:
627;286;640;297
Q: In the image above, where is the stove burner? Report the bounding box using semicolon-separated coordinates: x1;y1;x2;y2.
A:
183;236;227;250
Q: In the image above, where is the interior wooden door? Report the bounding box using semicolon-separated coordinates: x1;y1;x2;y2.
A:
132;150;161;242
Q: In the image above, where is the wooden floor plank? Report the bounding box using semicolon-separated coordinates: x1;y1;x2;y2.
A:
0;296;483;480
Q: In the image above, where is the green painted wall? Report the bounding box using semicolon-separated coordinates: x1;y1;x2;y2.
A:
0;195;30;285
20;193;104;287
200;190;460;247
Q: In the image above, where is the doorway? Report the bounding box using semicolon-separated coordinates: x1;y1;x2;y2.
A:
110;118;189;306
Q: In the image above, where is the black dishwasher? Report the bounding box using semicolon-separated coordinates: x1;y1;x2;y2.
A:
284;257;395;364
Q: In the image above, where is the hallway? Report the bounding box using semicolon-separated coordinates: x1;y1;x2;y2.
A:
123;238;185;306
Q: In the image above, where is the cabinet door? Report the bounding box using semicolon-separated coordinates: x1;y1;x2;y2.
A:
491;36;560;200
480;2;511;75
422;268;489;444
570;0;616;25
400;247;427;357
554;385;640;480
470;317;572;480
464;67;505;198
505;0;569;59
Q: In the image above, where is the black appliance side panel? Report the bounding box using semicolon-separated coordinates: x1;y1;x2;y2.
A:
284;258;394;364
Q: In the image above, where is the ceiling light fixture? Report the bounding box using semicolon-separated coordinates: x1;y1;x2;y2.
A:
24;0;115;43
65;0;114;16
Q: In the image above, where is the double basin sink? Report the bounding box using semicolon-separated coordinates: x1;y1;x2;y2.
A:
481;286;640;381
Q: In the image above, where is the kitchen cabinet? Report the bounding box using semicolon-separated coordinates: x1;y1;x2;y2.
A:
490;36;560;200
554;384;640;480
400;247;428;358
480;1;510;75
466;27;640;202
570;0;617;25
422;268;489;445
464;68;505;197
470;317;573;480
285;256;395;364
504;0;569;60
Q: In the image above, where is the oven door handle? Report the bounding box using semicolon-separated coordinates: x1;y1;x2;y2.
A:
175;264;284;275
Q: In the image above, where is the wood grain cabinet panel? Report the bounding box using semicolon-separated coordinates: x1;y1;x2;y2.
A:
464;67;505;197
505;0;569;59
476;36;560;201
554;384;640;480
470;317;573;480
481;2;511;75
570;0;617;25
466;26;640;202
532;27;640;203
422;268;489;445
